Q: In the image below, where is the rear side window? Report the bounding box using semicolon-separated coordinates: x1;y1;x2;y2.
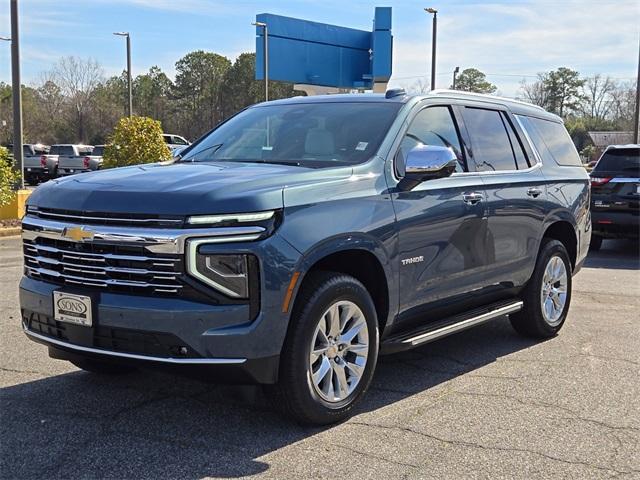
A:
501;113;530;169
526;117;581;166
22;145;34;156
92;146;105;156
593;148;640;175
462;107;516;171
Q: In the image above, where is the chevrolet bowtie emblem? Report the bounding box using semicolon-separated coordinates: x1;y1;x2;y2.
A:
62;226;94;242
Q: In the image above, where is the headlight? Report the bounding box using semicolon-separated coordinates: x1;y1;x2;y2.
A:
187;211;275;225
187;240;251;298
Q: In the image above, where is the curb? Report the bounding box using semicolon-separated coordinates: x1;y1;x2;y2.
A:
0;227;21;238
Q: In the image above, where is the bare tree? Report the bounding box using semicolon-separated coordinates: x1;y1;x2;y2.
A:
582;74;616;120
610;81;637;131
51;56;104;141
519;75;551;108
405;78;430;94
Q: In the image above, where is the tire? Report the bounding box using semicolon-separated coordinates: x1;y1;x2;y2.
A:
71;359;136;375
589;235;603;251
510;238;572;338
267;271;379;425
24;174;36;186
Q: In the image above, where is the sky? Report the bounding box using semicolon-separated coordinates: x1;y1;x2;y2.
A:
0;0;638;98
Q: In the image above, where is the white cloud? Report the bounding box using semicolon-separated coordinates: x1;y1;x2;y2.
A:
390;0;639;97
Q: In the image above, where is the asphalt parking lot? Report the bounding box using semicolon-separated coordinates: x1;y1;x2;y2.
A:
1;235;639;479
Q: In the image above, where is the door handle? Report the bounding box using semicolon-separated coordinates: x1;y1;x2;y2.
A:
462;192;484;205
527;187;543;198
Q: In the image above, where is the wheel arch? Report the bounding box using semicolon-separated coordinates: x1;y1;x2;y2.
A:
542;219;578;269
291;236;395;334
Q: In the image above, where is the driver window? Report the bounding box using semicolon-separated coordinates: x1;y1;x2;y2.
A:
398;106;466;175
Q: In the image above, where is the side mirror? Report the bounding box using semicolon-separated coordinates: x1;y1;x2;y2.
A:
399;145;458;191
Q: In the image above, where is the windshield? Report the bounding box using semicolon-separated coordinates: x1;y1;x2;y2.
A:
180;102;401;167
593;148;640;175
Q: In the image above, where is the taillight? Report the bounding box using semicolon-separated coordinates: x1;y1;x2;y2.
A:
40;155;47;167
590;177;611;187
83;156;90;168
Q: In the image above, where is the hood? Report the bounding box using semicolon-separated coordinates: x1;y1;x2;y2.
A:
28;161;352;216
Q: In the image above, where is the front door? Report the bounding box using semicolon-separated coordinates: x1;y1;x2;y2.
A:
390;104;489;326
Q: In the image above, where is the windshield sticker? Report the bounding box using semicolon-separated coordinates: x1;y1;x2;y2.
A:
262;146;274;151
355;142;368;151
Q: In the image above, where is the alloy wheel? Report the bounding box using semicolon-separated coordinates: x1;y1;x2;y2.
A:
540;255;568;326
308;300;369;403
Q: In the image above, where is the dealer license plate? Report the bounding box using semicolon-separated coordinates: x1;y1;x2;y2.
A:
53;291;92;326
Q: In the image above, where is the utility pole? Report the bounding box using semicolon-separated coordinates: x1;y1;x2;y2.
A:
634;35;640;144
452;66;460;90
252;21;269;102
9;0;24;189
425;8;438;91
113;32;132;116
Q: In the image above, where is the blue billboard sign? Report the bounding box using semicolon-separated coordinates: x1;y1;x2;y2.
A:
255;7;392;90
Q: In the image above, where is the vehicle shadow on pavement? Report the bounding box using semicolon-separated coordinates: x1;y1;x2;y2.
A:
584;239;639;270
0;318;541;479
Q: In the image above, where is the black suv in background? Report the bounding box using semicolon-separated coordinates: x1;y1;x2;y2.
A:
590;144;640;250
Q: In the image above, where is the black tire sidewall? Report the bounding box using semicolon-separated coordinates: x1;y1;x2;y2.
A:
282;273;379;423
525;239;573;336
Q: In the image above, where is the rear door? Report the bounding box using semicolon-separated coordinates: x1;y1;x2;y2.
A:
591;147;640;215
460;105;547;290
391;102;489;326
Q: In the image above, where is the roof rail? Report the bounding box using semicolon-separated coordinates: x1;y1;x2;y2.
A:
430;89;547;112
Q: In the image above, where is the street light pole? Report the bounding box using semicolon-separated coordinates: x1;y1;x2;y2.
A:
633;35;640;144
8;0;24;188
113;32;132;117
425;8;438;91
452;66;460;90
252;21;269;102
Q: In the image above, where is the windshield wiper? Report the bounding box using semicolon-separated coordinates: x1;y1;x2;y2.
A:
222;159;303;167
181;143;223;162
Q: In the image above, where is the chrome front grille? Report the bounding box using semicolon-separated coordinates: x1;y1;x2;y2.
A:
23;238;183;294
27;206;184;228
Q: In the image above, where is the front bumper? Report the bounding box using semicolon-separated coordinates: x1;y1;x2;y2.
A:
19;212;302;383
591;209;639;238
58;168;90;176
20;276;283;383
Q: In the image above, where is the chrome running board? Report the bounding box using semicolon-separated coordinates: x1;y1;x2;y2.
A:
381;300;523;354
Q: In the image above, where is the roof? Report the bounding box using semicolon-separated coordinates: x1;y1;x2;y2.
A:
604;143;640;151
588;132;635;148
259;90;560;120
257;93;411;106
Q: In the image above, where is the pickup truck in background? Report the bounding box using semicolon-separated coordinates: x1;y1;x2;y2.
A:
21;144;51;185
52;144;95;177
58;145;104;176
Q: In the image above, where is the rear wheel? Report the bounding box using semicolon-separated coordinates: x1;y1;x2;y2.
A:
267;272;379;425
511;239;572;338
71;359;136;375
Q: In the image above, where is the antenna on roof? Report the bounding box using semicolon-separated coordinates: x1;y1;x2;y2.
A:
385;88;406;99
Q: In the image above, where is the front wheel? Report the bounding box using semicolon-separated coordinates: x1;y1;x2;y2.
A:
267;272;379;425
510;239;572;338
